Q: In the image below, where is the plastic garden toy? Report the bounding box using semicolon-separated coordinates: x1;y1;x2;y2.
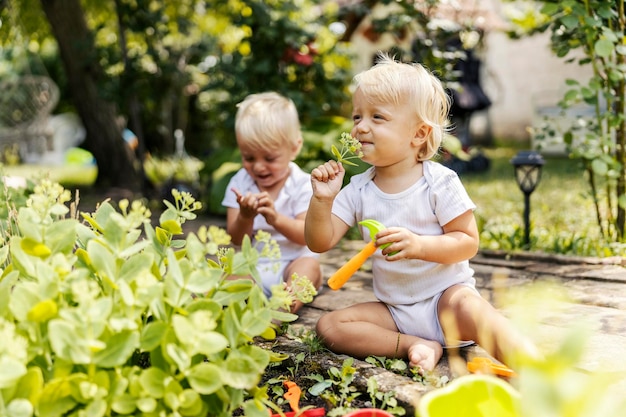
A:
467;356;517;378
269;381;325;417
327;219;391;290
417;374;521;417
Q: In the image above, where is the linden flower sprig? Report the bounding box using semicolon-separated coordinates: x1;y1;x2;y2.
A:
331;132;363;166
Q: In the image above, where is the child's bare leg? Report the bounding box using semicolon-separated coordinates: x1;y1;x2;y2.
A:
316;302;443;372
284;257;322;313
438;285;539;365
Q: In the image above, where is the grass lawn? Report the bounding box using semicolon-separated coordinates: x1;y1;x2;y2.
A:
460;146;610;255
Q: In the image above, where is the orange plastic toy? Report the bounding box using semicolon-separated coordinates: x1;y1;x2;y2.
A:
269;381;325;417
466;356;517;378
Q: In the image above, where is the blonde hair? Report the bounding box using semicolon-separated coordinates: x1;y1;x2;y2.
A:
353;52;450;161
235;92;302;154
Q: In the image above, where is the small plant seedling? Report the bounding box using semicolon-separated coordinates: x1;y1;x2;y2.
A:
331;132;363;166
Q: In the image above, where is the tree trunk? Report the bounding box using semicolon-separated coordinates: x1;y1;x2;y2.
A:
40;0;140;191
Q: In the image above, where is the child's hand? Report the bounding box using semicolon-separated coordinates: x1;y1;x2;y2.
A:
375;226;421;261
310;160;345;200
254;192;279;225
231;188;262;219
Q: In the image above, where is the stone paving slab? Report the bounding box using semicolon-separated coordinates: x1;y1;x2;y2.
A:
296;240;626;376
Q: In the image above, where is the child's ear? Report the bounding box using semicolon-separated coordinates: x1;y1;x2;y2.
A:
411;123;431;146
291;136;303;159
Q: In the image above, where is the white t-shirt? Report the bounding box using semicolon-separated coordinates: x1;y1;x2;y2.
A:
332;160;477;305
221;162;317;262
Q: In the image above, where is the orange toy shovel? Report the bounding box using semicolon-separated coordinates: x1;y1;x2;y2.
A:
327;219;388;290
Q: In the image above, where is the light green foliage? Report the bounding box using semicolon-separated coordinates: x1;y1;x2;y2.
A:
504;0;626;241
0;179;303;416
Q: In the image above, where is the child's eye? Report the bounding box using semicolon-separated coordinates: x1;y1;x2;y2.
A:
352;114;361;122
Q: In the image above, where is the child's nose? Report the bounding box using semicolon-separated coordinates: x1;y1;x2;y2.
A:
352;123;368;135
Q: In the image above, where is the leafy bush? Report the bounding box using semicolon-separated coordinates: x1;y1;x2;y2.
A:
0;181;303;417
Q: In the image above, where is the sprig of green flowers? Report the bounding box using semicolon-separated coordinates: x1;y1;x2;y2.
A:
331;132;363;166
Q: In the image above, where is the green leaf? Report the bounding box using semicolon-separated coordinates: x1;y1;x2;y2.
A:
161;219;183;235
172;314;229;356
6;398;34;417
87;240;117;286
111;394;137;415
165;249;185;288
560;14;579;29
46;219;78;254
118;239;151;258
240;309;272;338
141;321;169;351
93;330;140;367
331;144;342;160
179;389;204;416
0;244;8;265
119;253;153;283
38;378;78;417
9;237;36;278
83;398;107;417
14;367;44;405
48;319;91;364
0;357;27;389
591;158;609;176
139;367;169;398
186;362;223;394
185;269;222;294
166;343;191;372
156;227;170;245
186;298;222;317
239;344;270;371
223;351;263;389
9;282;39;321
595;39;614;58
0;271;20;316
308;380;333;396
136;397;158;413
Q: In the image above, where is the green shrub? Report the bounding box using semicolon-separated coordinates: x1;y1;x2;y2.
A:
0;181;301;417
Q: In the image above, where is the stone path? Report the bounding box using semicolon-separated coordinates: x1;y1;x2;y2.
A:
286;240;626;411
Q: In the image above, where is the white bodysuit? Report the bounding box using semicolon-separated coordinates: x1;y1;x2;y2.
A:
332;160;478;344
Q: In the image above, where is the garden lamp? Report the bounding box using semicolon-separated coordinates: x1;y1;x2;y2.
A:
510;150;545;248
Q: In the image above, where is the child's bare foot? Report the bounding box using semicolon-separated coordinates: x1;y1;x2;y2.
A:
408;339;443;372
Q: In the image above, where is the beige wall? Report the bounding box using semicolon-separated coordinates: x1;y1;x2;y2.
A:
482;30;593;142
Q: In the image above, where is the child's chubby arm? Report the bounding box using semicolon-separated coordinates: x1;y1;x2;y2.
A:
374;210;479;264
305;160;351;253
